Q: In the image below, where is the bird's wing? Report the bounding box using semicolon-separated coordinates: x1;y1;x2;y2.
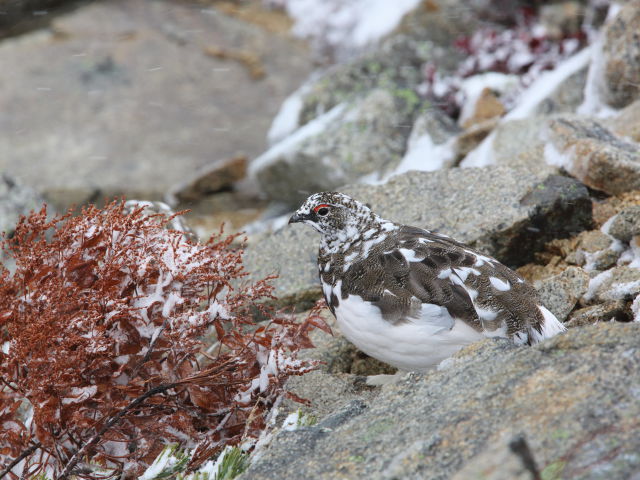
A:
342;226;545;339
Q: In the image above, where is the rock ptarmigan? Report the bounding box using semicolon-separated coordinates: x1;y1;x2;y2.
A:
289;192;566;372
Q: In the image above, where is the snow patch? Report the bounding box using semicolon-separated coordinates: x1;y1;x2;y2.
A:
543;141;572;169
506;46;592;121
250;103;346;174
283;0;421;58
267;81;313;145
281;411;301;431
577;35;617;118
61;386;97;405
460;131;496;168
583;269;614;303
388;133;456;177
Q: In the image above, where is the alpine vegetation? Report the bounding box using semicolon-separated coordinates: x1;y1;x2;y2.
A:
290;192;565;371
0;202;326;479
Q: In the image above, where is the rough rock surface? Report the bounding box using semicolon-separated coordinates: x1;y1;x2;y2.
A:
534;67;587;115
607;99;640;143
250;88;417;206
584;266;640;304
600;0;640;108
534;266;590;322
243;167;592;307
242;323;640;480
546;116;640;195
607;206;640;242
0;0;312;209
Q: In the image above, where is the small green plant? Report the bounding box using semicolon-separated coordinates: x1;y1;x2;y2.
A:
296;409;318;427
213;447;249;480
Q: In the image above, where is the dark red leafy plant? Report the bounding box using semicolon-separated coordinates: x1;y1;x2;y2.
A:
0;201;329;479
421;4;589;117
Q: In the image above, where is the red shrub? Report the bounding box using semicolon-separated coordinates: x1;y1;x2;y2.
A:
0;202;328;479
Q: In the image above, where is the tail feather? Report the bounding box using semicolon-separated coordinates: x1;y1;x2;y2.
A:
529;305;566;344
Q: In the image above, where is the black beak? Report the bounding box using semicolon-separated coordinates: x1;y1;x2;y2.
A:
289;212;303;224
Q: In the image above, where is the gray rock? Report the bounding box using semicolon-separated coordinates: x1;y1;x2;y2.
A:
565;230;618;271
565;300;627;327
243;167;592;307
607;206;640;242
0;174;46;236
600;0;640;108
0;0;312;210
408;108;460;146
451;435;539;480
243;323;640;480
534;67;588;115
281;371;380;423
294;0;496;128
534;267;590;322
606;99;640;143
0;0;72;33
251;89;416;206
546;116;640;195
491;117;550;171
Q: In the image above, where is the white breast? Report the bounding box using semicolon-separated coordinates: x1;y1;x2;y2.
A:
332;291;484;372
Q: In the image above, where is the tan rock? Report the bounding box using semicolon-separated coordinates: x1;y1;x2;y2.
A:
461;87;505;128
547;116;640;195
600;0;640;108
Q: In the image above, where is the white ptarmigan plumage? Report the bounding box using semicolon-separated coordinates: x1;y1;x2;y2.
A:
289;192;566;372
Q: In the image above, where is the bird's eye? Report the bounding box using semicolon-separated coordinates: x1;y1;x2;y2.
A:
314;204;331;216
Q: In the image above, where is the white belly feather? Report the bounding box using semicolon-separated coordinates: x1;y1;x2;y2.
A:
333;291;484;372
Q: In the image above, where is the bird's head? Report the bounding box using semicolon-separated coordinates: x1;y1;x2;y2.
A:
289;192;390;251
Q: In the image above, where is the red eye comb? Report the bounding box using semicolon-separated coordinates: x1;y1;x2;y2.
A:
313;204;331;212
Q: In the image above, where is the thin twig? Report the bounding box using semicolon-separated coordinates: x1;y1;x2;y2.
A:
56;383;178;480
0;442;41;480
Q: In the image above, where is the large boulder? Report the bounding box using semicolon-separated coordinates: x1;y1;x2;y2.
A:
243;167;592;308
0;0;312;209
600;0;640;108
250;89;417;206
243;323;640;480
545;116;640;195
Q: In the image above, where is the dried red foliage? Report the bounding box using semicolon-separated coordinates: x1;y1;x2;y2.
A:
0;202;328;479
422;4;589;117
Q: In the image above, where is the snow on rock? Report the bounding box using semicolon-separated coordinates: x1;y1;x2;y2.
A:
543;138;572;169
281;411;301;431
279;0;422;59
459;130;497;168
506;46;593;121
387;133;456;178
250;103;346;175
461;47;592;168
267;80;315;145
457;73;519;126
